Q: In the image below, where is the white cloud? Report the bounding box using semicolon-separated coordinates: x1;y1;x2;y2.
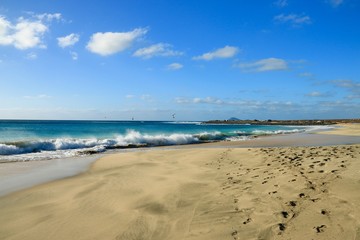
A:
36;13;62;22
57;33;79;48
193;97;224;104
329;0;344;7
175;97;224;105
274;13;311;26
26;52;37;60
133;43;183;59
193;45;239;61
331;79;360;99
0;13;61;50
141;94;152;101
305;91;332;97
23;94;52;99
70;51;78;60
237;58;288;72
86;28;147;56
167;62;183;70
299;72;314;78
125;94;135;99
331;79;360;88
0;17;11;37
175;97;298;111
274;0;288;7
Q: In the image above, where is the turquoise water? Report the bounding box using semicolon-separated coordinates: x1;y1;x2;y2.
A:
0;120;318;161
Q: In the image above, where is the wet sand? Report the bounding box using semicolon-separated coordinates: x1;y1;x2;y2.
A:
0;125;359;240
0;155;101;197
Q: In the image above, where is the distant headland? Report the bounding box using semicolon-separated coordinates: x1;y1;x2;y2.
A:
203;118;360;125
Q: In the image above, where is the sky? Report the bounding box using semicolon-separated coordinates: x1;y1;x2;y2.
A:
0;0;359;121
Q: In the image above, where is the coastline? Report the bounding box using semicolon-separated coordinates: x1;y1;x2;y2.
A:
1;124;359;198
0;124;359;239
203;118;360;125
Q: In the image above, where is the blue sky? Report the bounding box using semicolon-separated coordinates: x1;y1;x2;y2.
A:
0;0;359;120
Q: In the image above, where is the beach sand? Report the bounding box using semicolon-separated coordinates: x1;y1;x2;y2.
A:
317;123;360;136
0;125;360;240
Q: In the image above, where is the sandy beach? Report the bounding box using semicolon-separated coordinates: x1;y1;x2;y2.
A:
316;123;360;137
0;125;360;240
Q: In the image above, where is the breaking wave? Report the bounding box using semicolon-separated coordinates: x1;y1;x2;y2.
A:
0;130;226;157
0;126;325;161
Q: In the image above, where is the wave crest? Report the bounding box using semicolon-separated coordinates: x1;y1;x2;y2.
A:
0;126;314;160
0;130;227;156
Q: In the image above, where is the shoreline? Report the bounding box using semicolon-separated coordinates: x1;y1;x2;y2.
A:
0;124;359;197
0;124;328;162
0;154;102;197
0;124;359;239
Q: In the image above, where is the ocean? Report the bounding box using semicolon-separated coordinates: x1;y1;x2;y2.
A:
0;120;327;162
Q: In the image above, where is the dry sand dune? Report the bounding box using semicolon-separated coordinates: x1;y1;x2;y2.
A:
0;126;360;240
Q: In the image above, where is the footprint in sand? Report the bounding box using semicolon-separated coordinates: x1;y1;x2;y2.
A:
281;211;289;218
321;209;329;215
231;230;238;239
278;223;286;231
243;218;252;225
314;225;326;233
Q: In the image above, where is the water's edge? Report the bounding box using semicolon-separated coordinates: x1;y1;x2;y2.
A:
2;126;357;198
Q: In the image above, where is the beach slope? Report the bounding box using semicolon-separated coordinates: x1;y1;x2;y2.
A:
0;128;360;239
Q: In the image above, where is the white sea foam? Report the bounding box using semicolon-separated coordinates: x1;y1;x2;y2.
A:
0;130;227;161
302;125;335;132
1;125;327;162
252;129;305;135
114;130;199;146
2;127;318;158
225;136;251;141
